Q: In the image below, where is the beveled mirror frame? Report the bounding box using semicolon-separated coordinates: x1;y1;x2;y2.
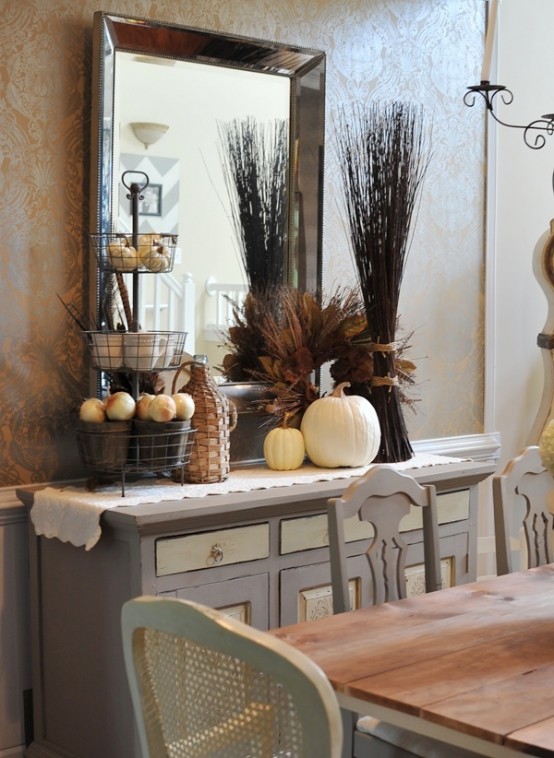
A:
89;11;326;338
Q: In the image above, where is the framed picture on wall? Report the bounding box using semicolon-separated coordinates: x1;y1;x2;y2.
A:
139;183;162;216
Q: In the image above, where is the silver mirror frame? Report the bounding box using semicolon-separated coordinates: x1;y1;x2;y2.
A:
89;11;326;333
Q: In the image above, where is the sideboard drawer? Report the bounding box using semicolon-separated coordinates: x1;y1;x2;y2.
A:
280;489;470;554
400;489;470;532
156;523;270;576
281;514;374;554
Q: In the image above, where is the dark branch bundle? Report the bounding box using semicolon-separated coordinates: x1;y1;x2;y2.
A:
219;117;289;293
337;101;431;462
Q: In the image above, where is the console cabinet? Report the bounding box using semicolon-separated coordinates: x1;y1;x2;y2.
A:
18;459;494;758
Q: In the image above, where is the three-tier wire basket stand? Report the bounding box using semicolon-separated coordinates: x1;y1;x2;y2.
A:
78;171;195;494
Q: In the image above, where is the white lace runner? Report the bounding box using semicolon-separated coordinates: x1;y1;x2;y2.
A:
30;453;464;550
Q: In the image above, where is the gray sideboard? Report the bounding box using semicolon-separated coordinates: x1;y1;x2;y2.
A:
18;458;494;758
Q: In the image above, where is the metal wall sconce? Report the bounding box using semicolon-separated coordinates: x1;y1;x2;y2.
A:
465;0;554;444
464;0;554;151
464;84;554;151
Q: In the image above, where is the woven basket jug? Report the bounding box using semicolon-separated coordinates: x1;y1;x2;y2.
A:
173;355;237;483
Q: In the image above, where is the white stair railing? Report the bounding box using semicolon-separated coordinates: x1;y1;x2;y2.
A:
139;271;196;354
136;273;246;351
204;276;247;342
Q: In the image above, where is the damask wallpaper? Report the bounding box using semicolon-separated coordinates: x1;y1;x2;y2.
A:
0;0;485;485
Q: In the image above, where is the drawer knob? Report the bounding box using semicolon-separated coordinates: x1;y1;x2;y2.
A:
210;543;224;563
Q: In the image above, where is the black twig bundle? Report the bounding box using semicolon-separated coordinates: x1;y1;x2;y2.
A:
219;117;289;292
337;101;431;462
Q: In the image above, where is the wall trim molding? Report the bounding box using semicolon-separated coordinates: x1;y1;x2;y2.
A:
0;488;28;526
412;432;501;463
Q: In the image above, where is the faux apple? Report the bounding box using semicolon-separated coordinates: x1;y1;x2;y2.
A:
135;393;155;421
148;394;177;423
105;391;136;421
79;397;106;424
171;392;195;421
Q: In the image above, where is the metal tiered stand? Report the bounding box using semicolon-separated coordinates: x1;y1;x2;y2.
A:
78;171;195;495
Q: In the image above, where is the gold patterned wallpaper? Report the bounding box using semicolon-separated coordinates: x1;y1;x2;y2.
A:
0;0;485;485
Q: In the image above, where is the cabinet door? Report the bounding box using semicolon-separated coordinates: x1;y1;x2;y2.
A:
280;532;468;626
280;557;371;626
161;573;270;630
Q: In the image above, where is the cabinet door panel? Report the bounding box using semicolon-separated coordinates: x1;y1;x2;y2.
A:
280;557;371;626
161;573;269;630
280;530;469;626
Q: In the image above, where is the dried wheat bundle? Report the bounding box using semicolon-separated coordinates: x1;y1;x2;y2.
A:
337;101;431;462
253;285;365;422
219;284;367;423
219;117;289;292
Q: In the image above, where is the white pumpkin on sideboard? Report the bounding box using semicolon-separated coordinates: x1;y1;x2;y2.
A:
300;382;380;468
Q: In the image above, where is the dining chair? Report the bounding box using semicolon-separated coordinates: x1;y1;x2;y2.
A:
121;595;343;758
493;445;554;575
327;465;479;758
327;465;442;614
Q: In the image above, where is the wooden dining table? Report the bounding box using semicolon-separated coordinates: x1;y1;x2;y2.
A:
272;564;554;757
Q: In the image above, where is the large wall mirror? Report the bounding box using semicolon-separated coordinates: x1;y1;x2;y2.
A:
90;11;325;378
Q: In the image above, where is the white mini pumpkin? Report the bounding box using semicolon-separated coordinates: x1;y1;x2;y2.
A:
300;382;380;468
263;415;305;471
137;234;172;272
107;239;139;272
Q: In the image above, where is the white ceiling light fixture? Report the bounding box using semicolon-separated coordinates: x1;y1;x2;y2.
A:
130;122;169;150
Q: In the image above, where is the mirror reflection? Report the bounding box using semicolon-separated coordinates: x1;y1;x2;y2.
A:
115;52;290;366
90;12;325;381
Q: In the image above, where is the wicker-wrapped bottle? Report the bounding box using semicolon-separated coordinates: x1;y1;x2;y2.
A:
173;355;237;483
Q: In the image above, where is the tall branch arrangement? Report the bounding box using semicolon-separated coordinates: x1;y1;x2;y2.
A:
219;117;289;293
337;101;431;462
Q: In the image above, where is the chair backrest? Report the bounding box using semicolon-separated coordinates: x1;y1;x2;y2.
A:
327;465;442;614
492;446;554;575
121;596;343;758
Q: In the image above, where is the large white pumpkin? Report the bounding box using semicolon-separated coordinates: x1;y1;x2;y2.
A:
300;382;381;467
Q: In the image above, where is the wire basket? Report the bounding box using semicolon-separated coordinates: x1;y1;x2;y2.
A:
77;421;196;495
84;331;188;372
77;421;132;469
131;418;193;467
90;233;178;273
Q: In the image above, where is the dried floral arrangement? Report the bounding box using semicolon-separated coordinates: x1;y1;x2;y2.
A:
219;284;418;426
336;101;431;462
218;117;289;292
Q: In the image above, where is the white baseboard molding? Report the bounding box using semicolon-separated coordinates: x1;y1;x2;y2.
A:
412;432;501;462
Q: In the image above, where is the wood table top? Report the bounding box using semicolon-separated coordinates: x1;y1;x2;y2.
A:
272;564;554;756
